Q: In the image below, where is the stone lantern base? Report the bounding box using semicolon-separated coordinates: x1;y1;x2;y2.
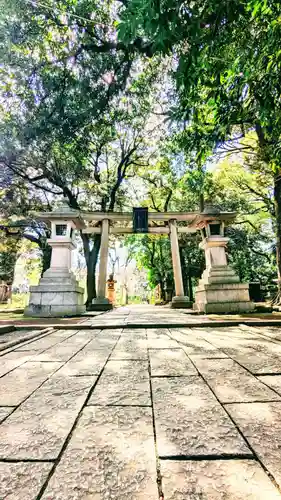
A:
24;269;85;317
193;265;254;314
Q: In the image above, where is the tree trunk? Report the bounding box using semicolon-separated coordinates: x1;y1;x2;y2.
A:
81;232;101;308
41;244;52;276
159;280;165;301
125;287;129;305
199;193;205;212
273;172;281;303
188;274;193;302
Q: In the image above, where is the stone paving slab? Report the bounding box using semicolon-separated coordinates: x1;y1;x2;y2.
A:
241;325;281;342
15;330;76;351
152;376;250;457
32;333;93;362
188;351;229;360
147;338;179;349
193;358;281;403
201;333;267;352
72;328;102;335
0;361;62;406
227;401;281;488
110;338;148;359
115;337;148;348
97;358;149;377
197;326;263;340
0;406;15;423
0;352;36;378
83;336;120;349
161;459;281;499
0;462;52;500
41;406;158;500
149;348;197;376
2;309;281;498
0;375;96;459
258;375;281;395
56;336;115;377
147;328;179;349
57;349;110;377
169;329;227;357
200;329;281;358
122;328;147;338
88;360;150;406
200;332;281;374
226;350;281;374
146;328;171;337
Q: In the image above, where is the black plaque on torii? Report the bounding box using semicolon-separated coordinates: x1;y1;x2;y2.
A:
133;207;148;233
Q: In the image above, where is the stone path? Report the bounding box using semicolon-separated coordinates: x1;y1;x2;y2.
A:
1;306;281;498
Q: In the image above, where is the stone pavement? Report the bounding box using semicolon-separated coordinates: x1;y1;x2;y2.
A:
1;306;281;498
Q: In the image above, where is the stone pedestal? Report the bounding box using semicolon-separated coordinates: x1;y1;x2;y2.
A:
25;268;85;317
25;213;85;317
90;297;113;312
194;237;254;314
171;295;192;309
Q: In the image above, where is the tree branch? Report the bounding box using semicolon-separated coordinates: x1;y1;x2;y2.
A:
150;193;161;212
164;189;172;212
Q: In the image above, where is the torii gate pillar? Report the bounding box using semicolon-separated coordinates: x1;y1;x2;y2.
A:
90;219;113;311
169;220;191;309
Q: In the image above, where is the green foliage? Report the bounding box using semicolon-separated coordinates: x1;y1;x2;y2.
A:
227;226;276;288
210;157;276;287
1;0;136;151
0;0;163;303
118;0;281;292
119;0;281;169
0;229;21;283
125;234;173;290
1;0;279;299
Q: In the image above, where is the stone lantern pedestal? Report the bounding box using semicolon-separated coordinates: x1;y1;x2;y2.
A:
194;236;254;314
25;205;85;317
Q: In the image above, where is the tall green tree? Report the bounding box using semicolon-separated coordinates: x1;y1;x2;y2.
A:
0;166;52;277
118;0;281;296
1;61;161;305
0;0;164;305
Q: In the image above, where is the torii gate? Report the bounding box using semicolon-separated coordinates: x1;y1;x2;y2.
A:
24;203;254;317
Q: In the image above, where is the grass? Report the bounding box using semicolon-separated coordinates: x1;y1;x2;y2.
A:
0;293;29;310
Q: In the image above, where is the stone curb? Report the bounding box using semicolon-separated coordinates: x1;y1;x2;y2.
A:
14;320;281;331
0;326;15;334
0;327;55;353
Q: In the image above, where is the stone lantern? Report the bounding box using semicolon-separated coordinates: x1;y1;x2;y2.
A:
194;205;254;313
25;201;85;317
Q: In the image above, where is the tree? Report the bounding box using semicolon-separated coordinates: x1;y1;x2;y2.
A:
0;0;146;151
0;165;52;279
124;234;172;300
0;230;21;285
209;157;276;294
1;0;166;306
118;0;281;297
1;56;161;306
